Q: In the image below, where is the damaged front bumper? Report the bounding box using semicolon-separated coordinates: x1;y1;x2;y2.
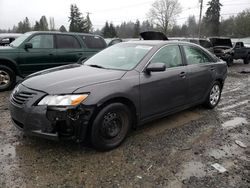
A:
9;84;95;142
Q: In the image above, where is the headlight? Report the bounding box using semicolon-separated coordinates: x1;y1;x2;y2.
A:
38;94;88;106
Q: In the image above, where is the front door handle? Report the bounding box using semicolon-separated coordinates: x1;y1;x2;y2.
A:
210;66;215;71
179;72;186;78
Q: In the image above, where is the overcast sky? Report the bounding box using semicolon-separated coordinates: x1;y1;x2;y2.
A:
0;0;250;30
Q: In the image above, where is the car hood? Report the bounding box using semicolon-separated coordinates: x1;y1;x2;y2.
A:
140;31;168;40
22;64;126;94
0;46;17;52
209;38;232;48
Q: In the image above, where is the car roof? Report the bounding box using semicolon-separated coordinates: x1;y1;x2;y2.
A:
124;40;198;47
25;31;102;37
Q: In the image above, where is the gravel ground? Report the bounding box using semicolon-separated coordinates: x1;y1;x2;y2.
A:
0;61;249;188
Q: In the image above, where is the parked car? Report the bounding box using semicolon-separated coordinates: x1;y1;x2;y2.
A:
0;33;22;46
0;31;107;91
10;40;227;150
105;38;122;46
181;38;214;53
222;41;250;65
209;37;233;58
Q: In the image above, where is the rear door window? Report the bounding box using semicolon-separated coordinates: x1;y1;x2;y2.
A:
81;35;106;49
56;35;81;49
183;45;212;64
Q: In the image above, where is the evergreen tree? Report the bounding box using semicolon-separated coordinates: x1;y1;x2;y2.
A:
234;10;250;37
85;13;93;33
140;20;154;32
23;17;31;32
133;19;140;38
109;23;117;37
39;16;49;31
102;21;110;37
186;16;197;37
204;0;222;36
16;21;24;33
69;4;87;32
34;21;40;31
15;17;31;33
59;25;67;32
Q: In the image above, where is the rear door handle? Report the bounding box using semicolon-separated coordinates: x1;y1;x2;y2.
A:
179;72;186;78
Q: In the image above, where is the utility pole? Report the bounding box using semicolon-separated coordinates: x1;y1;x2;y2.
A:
86;12;92;16
198;0;203;38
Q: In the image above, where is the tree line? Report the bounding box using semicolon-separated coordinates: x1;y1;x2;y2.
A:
0;0;250;38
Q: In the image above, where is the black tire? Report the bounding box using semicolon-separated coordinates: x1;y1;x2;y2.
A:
244;54;250;64
91;103;132;151
204;81;222;109
225;55;233;67
0;65;16;92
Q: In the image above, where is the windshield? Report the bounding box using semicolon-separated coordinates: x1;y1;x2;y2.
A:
10;33;31;47
85;43;153;70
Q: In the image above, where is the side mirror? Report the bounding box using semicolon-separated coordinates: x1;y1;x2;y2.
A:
24;43;33;49
146;62;166;73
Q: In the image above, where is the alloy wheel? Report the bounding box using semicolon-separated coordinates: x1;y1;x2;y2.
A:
0;70;10;88
210;84;220;106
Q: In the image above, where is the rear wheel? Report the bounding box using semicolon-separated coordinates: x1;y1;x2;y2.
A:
204;81;222;109
91;103;132;151
0;65;16;92
244;54;250;64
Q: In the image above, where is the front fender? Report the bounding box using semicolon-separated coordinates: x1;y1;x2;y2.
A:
73;71;140;114
0;57;21;76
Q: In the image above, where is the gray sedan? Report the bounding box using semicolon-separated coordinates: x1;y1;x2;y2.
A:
9;41;227;150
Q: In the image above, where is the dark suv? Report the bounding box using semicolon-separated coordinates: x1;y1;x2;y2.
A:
0;31;107;91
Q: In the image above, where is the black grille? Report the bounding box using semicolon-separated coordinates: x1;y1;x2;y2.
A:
11;90;36;106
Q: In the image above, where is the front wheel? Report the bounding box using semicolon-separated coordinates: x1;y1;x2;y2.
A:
225;55;233;66
0;65;16;92
91;103;132;151
204;81;222;109
244;55;250;64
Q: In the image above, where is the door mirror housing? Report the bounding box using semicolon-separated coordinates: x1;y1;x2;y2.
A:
146;63;166;73
24;43;33;49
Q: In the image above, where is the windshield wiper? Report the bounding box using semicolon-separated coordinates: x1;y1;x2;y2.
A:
87;64;106;69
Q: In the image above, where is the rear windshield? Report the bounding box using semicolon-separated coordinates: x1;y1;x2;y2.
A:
81;35;107;49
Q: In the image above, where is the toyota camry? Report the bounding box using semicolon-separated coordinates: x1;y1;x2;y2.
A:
9;41;227;150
